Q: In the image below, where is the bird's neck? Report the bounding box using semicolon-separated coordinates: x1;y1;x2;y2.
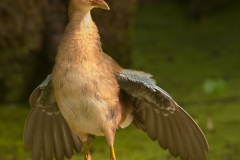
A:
55;5;102;63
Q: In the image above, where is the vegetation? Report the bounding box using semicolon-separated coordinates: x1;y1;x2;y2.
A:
1;1;240;160
203;78;227;131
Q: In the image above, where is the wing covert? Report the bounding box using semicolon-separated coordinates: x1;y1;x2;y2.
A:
116;69;177;115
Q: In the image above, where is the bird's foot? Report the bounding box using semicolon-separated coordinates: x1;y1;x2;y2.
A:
83;141;92;160
84;153;92;160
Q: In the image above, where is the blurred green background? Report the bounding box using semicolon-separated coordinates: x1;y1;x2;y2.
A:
0;0;240;159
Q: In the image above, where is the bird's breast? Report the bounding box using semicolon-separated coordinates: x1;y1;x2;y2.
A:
52;58;120;136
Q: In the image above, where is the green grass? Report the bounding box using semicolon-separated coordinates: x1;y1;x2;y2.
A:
0;105;31;160
1;2;240;160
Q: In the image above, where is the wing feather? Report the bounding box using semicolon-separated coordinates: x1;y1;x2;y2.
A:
72;131;82;153
32;110;44;160
155;111;167;150
23;106;40;149
116;69;209;160
180;108;209;151
176;111;195;160
178;109;208;160
59;113;74;158
23;75;83;159
170;113;187;159
145;105;157;141
53;114;65;160
44;114;54;160
134;99;147;131
165;114;178;157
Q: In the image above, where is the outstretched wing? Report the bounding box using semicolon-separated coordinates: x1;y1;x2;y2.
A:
116;69;209;160
23;75;82;160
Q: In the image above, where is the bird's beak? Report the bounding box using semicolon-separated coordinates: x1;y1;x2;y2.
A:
91;0;110;10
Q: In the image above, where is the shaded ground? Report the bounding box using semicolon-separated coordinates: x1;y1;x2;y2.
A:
1;2;240;160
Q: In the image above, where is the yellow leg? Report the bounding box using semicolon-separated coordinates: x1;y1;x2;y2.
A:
82;141;92;160
110;146;116;160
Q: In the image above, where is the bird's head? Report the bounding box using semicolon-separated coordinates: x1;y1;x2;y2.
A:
71;0;110;11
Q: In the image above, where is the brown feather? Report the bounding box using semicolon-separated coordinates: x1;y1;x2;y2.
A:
24;107;39;149
179;107;209;151
171;113;188;159
53;114;65;160
43;114;54;160
145;106;157;141
164;114;178;157
178;109;208;160
29;87;41;108
175;112;193;160
59;113;74;158
32;110;45;160
155;111;168;150
71;131;82;153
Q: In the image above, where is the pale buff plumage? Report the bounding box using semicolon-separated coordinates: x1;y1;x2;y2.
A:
23;0;209;160
53;0;122;144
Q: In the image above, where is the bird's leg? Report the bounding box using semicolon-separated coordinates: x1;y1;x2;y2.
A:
82;141;92;160
104;128;117;160
110;145;116;160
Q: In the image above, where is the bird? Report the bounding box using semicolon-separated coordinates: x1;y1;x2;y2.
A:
23;0;209;160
